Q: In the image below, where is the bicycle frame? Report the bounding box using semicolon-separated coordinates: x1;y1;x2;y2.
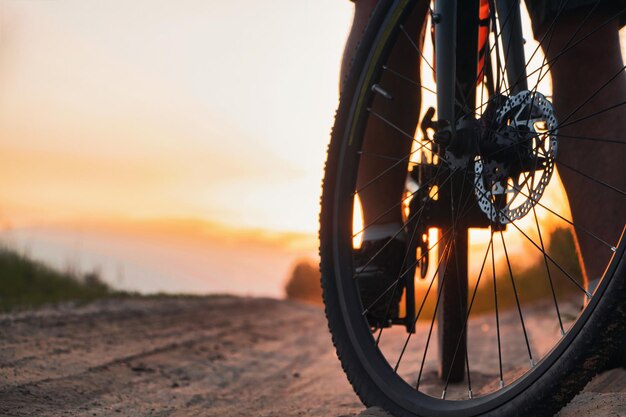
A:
494;0;528;93
434;0;528;129
429;0;528;382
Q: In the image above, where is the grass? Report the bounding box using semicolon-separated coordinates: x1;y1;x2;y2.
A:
0;247;125;312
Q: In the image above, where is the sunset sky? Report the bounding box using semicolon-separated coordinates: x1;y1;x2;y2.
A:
0;0;352;234
0;1;623;295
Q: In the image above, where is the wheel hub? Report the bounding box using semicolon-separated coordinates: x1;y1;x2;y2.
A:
474;91;558;224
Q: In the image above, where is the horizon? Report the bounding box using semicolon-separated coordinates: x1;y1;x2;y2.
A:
0;216;318;296
1;1;623;296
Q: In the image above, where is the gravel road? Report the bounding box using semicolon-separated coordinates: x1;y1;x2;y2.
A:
0;296;624;416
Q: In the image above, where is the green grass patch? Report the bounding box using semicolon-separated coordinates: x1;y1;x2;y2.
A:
0;247;126;311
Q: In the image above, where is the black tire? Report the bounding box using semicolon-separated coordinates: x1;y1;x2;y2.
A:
320;0;626;416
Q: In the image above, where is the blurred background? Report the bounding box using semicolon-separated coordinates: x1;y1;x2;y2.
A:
0;0;624;308
0;0;353;300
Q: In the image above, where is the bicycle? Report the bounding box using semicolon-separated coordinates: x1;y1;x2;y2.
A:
320;0;626;416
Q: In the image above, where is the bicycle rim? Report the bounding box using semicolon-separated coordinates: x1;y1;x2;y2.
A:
321;0;626;415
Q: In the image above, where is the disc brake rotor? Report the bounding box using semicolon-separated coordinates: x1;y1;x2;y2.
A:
474;91;559;224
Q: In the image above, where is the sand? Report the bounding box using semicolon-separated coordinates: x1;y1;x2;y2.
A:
0;296;623;416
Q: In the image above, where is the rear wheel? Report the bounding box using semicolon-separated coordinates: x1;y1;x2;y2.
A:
320;1;626;416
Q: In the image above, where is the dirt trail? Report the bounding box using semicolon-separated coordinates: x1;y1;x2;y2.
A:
0;296;624;416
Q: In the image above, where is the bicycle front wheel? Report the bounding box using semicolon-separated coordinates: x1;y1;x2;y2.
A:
320;1;626;416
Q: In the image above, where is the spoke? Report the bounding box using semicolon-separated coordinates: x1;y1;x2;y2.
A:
465;347;472;399
511;185;616;250
499;230;535;367
357;150;413;162
365;231;449;319
353;193;426;279
557;159;626;198
525;23;555;113
446;166;474;388
466;124;623;162
465;0;575;111
487;0;503;95
353;165;451;240
505;0;574;95
479;89;626;147
535;5;625;87
479;49;488;116
364;189;482;317
513;90;567;337
400;24;434;73
522;0;573;73
353;170;437;238
367;109;451;166
515;147;567;337
415;177;477;389
471;178;592;296
557;134;626;145
484;0;520;100
480;5;624;112
518;115;575;335
491;231;504;388
455;79;477;118
415;242;454;389
383;66;437;95
560;65;626;126
516;2;619;100
442;235;493;398
394;185;482;374
359;167;447;304
394;241;452;372
531;202;565;336
366;108;420;145
508;214;591;297
375;163;445;345
530;9;626;87
556;100;626;132
354;144;426;196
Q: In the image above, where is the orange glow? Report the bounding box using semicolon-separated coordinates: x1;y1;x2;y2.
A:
0;0;354;296
2;1;619;297
0;0;353;235
353;194;364;249
0;216;318;296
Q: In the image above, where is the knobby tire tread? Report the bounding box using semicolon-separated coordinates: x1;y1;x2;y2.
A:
319;2;626;416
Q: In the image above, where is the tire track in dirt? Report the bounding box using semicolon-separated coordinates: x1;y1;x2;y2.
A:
0;296;624;416
0;297;362;417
